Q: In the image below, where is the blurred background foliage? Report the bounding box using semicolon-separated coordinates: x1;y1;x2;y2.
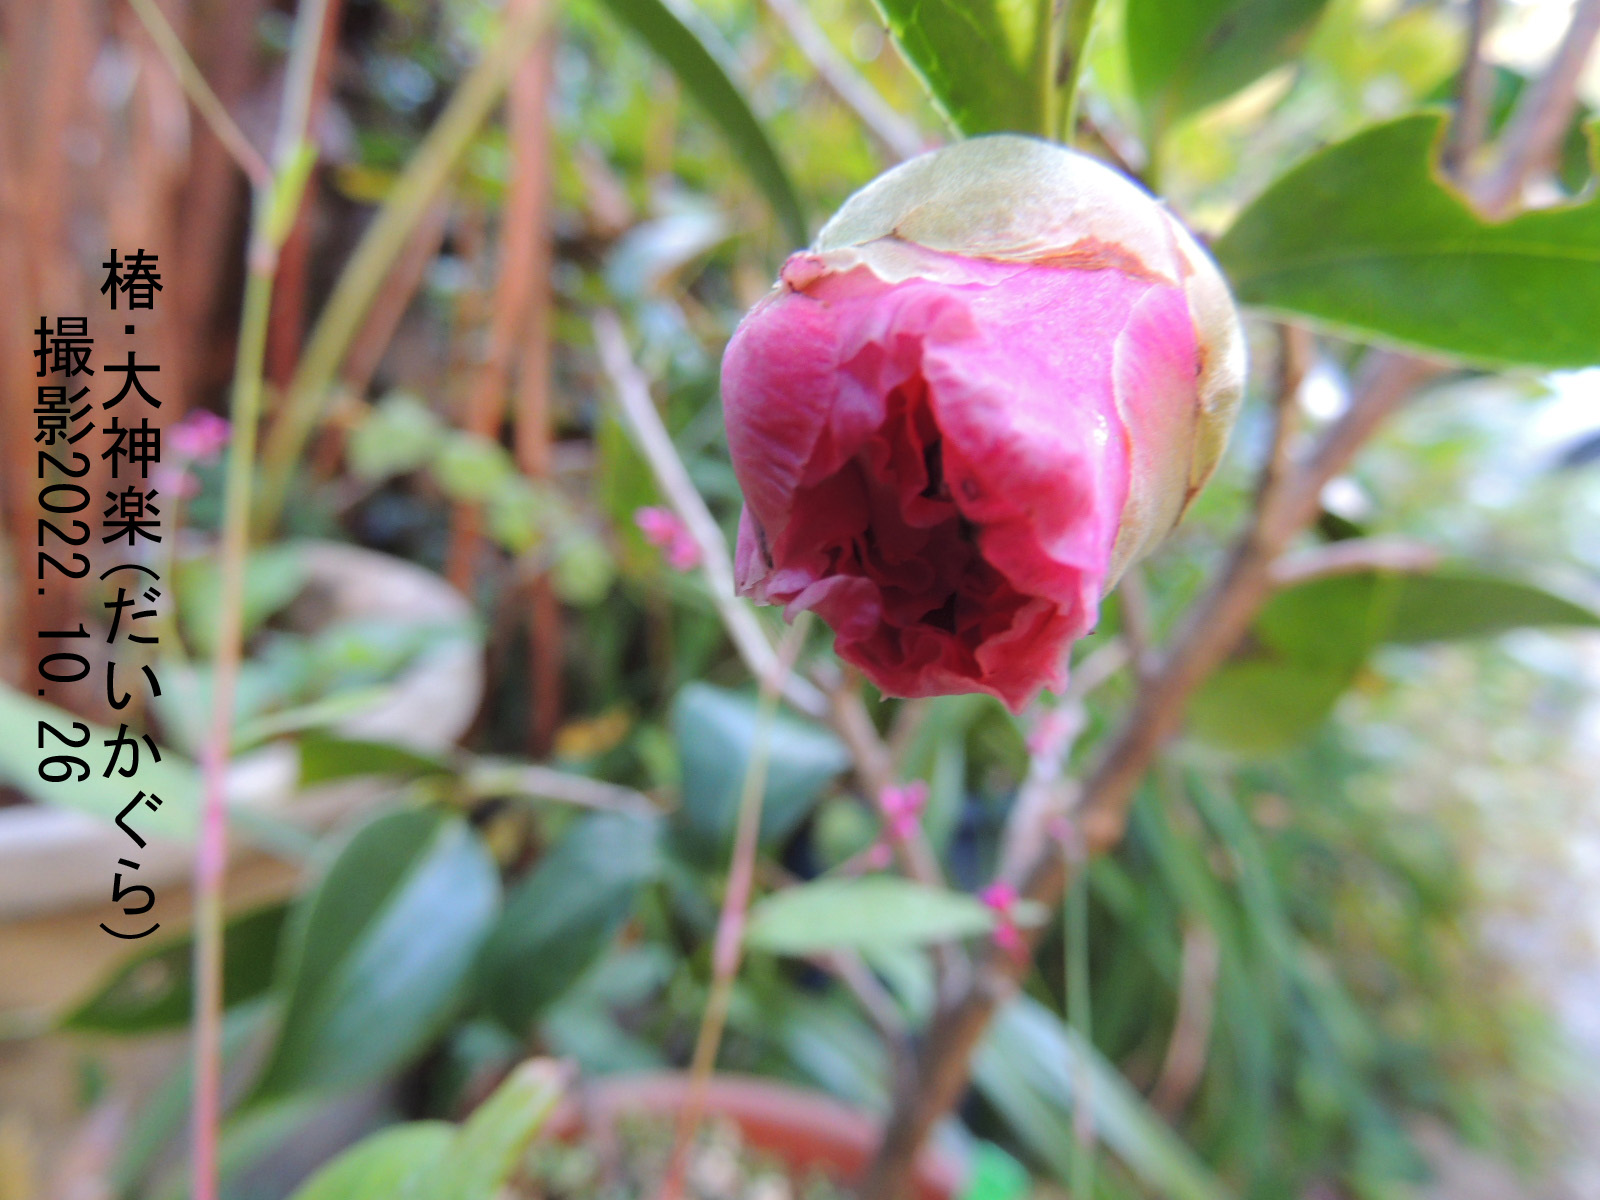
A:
2;0;1600;1198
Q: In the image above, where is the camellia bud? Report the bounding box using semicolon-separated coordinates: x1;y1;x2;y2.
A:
723;135;1245;711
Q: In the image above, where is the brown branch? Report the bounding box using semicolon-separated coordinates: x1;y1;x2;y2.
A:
1149;922;1220;1119
1445;0;1500;176
1474;0;1600;215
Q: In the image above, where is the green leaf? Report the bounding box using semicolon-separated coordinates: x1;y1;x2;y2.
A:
593;0;807;245
413;1059;568;1200
1384;567;1600;643
296;733;454;788
745;877;997;955
1214;112;1600;368
870;0;1044;136
176;544;310;657
1126;0;1330;134
253;809;500;1099
63;903;287;1034
0;685;198;838
975;996;1233;1200
477;811;662;1034
671;682;848;857
1189;573;1396;754
287;1123;454;1200
347;392;443;483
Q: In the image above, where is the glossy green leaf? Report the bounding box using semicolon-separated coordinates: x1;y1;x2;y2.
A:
1127;0;1330;133
477;811;662;1034
63;903;287;1034
0;685;198;838
253;809;500;1099
870;0;1044;136
975;996;1232;1200
288;1123;454;1200
594;0;807;245
746;877;997;955
672;682;848;857
1215;113;1600;368
1384;567;1600;643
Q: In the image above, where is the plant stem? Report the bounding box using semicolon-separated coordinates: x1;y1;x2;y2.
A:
1033;0;1063;140
125;0;271;188
1065;849;1095;1198
1058;0;1104;143
187;2;331;1195
256;3;551;533
655;615;811;1200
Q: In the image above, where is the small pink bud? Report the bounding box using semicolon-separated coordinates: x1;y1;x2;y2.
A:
980;882;1027;959
877;780;928;842
724;136;1244;711
169;410;231;463
863;841;894;870
980;882;1018;912
634;506;701;570
1025;707;1078;759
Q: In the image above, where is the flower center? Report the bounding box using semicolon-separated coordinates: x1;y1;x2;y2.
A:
783;376;1032;676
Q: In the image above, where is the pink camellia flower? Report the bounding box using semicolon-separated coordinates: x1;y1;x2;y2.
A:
723;136;1245;711
635;506;702;571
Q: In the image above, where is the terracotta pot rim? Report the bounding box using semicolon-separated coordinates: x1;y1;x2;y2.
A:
547;1071;964;1200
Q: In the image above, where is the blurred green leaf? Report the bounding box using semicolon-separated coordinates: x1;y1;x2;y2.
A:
177;544;309;657
869;0;1043;136
415;1060;568;1200
1126;0;1330;134
347;392;443;483
672;682;848;856
0;686;198;838
287;1123;454;1200
1384;567;1600;642
746;877;996;954
1215;113;1600;368
594;0;808;245
253;809;500;1099
975;996;1233;1200
1191;565;1600;752
1189;573;1395;754
296;733;454;788
431;430;516;502
63;903;287;1034
477;812;662;1034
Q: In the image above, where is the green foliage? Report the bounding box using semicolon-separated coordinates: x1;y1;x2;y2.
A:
1192;565;1600;752
974;995;1232;1200
477;811;662;1034
253;809;501;1099
745;877;1001;954
593;0;808;245
869;0;1047;136
287;1060;566;1200
1126;0;1331;135
671;682;849;856
63;903;287;1034
1215;113;1600;368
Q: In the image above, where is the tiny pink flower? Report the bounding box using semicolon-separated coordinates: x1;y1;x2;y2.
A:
877;780;928;842
634;506;701;570
152;463;199;499
169;410;231;463
981;882;1026;958
863;841;894;871
1026;707;1078;760
723;136;1244;711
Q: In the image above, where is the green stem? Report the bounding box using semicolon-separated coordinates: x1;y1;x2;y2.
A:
1058;0;1104;144
1034;0;1063;140
255;4;550;535
188;3;330;1196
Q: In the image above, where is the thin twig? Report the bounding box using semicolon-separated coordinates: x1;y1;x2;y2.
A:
1445;0;1500;176
760;0;923;163
188;3;333;1197
656;617;811;1200
125;0;271;188
1268;537;1442;587
1474;0;1600;215
593;309;828;718
465;759;661;816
